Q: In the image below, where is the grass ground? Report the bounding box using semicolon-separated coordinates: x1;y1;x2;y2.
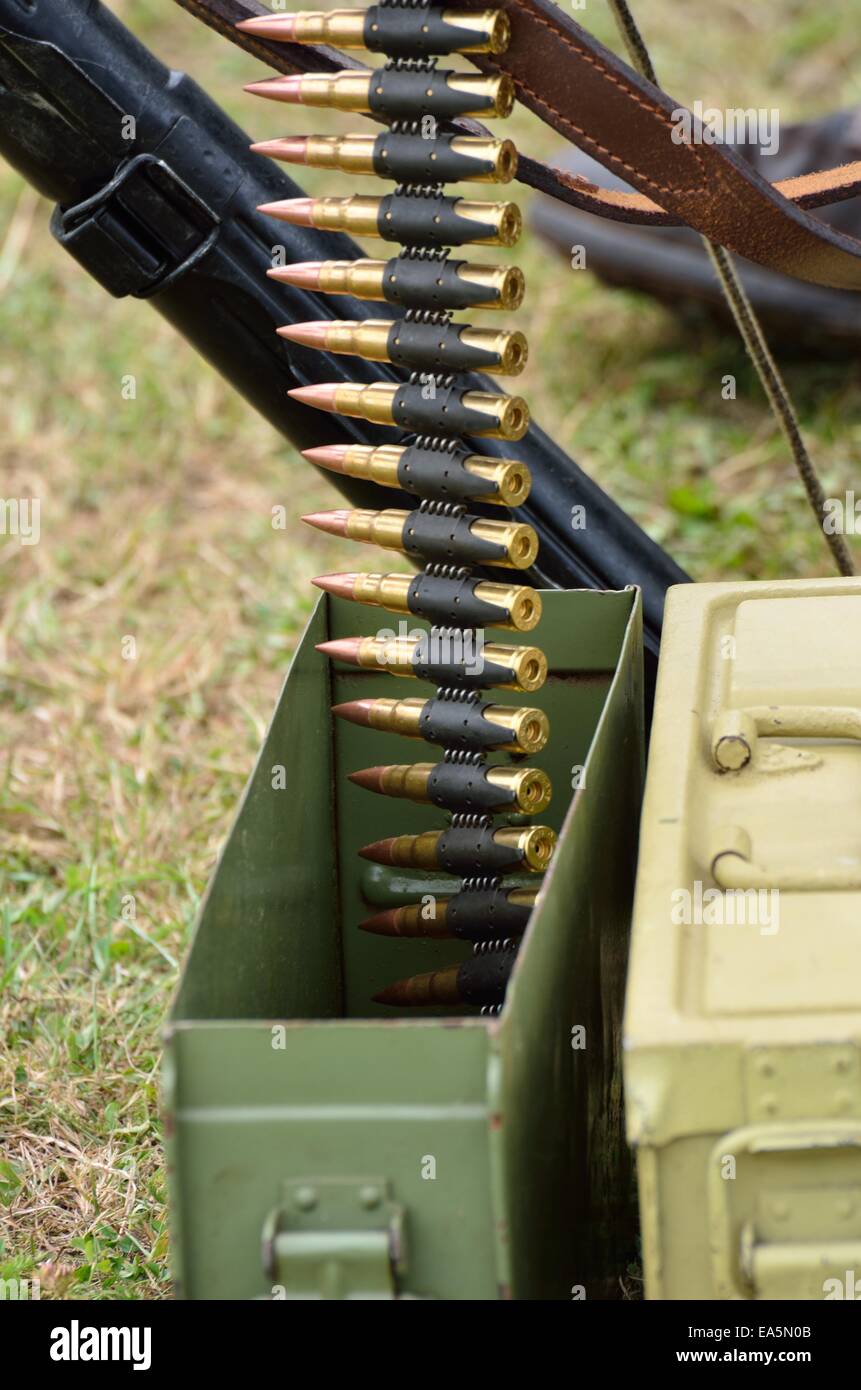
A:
1;0;860;1299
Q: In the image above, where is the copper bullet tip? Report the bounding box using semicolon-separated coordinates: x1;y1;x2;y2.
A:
347;766;386;793
315;637;364;664
236;15;297;39
287;384;339;411
358;909;402;937
302;444;349;469
277;321;331;347
302;510;349;537
250;137;309;163
311;573;359;599
244;75;304;101
267;263;322;289
359;907;449;940
358;837;398;865
372;982;410;1006
257;197;315;224
372;967;460;1007
331;699;376;728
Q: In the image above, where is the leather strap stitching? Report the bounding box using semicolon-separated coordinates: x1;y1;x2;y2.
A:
517;6;707;199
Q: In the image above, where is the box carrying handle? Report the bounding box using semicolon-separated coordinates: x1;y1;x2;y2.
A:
709;823;861;893
261;1178;408;1300
708;1122;861;1299
711;704;861;772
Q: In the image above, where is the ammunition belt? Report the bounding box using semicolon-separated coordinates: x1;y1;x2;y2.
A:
241;1;554;1013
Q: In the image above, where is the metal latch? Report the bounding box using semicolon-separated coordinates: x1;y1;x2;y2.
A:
261;1179;407;1300
51;152;220;300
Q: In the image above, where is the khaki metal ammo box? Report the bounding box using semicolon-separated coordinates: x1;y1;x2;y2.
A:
624;576;861;1300
165;588;643;1300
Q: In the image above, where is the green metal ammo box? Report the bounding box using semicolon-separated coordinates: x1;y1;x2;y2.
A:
165;587;643;1300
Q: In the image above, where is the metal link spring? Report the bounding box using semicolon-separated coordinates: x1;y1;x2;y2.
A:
412;434;462;453
429;623;475;644
434;686;482;703
398;247;449;263
393;182;444;199
442;749;484;765
461;875;503;892
407;371;455;387
384;54;437;73
422;562;471;580
473;938;518;956
417;498;465;517
403;306;453;326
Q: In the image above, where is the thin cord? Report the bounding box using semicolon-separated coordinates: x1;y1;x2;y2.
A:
606;0;854;577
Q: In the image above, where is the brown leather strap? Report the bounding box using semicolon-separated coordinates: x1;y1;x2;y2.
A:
521;158;861;226
467;0;861;290
174;0;861;291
